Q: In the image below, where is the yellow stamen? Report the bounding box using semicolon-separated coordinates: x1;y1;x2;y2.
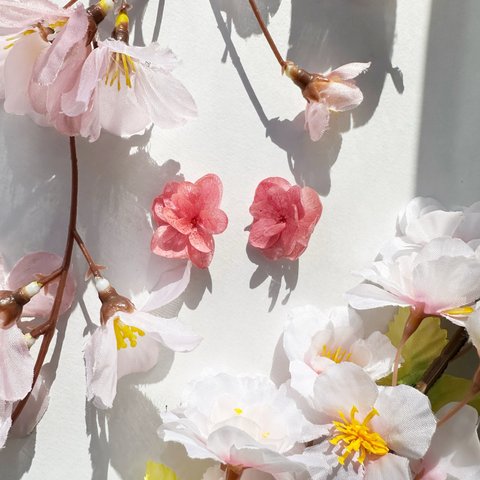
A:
48;19;67;30
322;344;352;364
113;317;145;350
233;407;243;415
104;52;135;90
261;431;270;439
441;306;475;317
330;406;389;465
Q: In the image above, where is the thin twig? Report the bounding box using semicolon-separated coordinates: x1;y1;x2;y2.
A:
74;229;104;279
416;327;469;394
12;137;79;424
63;0;79;8
247;0;285;67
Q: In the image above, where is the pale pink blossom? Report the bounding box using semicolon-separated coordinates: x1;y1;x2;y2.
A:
0;251;75;448
84;275;201;409
291;363;436;480
284;306;396;400
412;403;480;480
285;62;370;142
346;237;480;325
151;174;228;269
248;177;322;261
61;38;197;141
159;373;322;479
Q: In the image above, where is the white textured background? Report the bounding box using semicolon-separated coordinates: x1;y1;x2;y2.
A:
1;0;480;479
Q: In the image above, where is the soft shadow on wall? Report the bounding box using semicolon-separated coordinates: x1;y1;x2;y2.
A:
415;0;480;207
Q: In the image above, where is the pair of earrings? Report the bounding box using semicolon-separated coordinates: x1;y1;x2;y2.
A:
150;174;323;269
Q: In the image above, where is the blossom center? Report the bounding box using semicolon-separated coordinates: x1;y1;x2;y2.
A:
330;406;388;465
113;317;145;349
321;344;351;364
104;52;136;91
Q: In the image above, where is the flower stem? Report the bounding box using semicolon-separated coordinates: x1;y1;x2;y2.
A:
225;466;244;480
12;136;79;424
73;229;104;279
247;0;286;68
416;327;469;394
392;306;425;387
63;0;79;8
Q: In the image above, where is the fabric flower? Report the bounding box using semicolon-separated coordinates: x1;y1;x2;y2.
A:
466;310;480;353
61;36;197;141
346;237;480;324
248;177;322;261
291;363;436;480
4;2;113;137
0;251;75;447
283;306;396;399
84;276;202;409
158;373;322;479
151;174;228;269
380;197;480;260
284;62;370;142
412;403;480;480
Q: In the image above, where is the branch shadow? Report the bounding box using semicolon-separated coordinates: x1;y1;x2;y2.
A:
210;0;343;196
415;0;480;207
287;0;401;128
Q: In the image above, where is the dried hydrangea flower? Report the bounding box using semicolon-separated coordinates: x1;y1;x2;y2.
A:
248;177;322;261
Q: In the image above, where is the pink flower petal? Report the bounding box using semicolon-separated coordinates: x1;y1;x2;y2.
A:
328;62;371;81
32;5;88;86
0;324;34;402
249;218;286;249
323;81;364;112
199;208;228;234
151;225;188;259
61;45;109;117
0;401;12;448
188;228;214;253
6;252;76;319
187;243;213;269
4;33;50;126
305;101;330;142
0;0;70;35
196;174;223;209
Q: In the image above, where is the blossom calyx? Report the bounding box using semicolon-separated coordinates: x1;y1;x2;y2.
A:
0;282;41;328
284;61;329;103
94;278;135;325
86;0;114;44
112;7;130;44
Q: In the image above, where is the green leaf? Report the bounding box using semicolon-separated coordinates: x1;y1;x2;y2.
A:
378;307;448;386
428;374;480;413
144;462;178;480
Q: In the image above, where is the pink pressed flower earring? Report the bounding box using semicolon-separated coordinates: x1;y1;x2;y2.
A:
150;174;228;269
248;177;322;261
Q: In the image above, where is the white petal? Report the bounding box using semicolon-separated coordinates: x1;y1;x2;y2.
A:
466;311;480;352
346;283;411;310
135;65;197;128
0;401;12;448
371;385;436;459
83;324;118;409
116;335;160;380
119;311;202;352
140;260;191;312
312;363;378;422
289;359;318;400
365;453;412;480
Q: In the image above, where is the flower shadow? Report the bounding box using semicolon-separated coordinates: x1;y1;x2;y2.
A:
86;384;212;480
287;0;402;128
210;0;343;196
246;244;299;312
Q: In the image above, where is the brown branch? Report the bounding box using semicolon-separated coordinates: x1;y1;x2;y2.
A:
12;136;79;424
416;327;470;394
73;229;104;279
247;0;285;68
225;466;244;480
63;0;79;8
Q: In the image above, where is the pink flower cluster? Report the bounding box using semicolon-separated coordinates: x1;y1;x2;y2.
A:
0;0;197;141
248;177;322;260
151;174;228;269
